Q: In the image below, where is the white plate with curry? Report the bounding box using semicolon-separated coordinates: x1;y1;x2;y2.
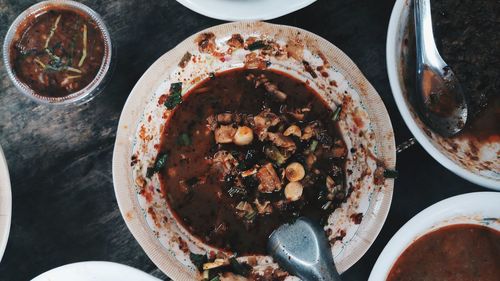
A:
0;145;12;262
113;21;396;280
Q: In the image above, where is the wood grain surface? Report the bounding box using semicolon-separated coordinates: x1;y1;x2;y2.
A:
0;0;484;280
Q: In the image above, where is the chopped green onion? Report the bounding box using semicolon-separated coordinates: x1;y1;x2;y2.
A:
177;133;191;146
332;105;342;121
189;252;208;272
309;140;319;152
146;153;168;178
264;146;288;165
229;257;251;277
209;276;220;281
165;82;183;109
383;169;398;179
248;40;266;51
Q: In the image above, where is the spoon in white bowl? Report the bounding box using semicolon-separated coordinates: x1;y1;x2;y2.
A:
414;0;468;137
268;217;341;281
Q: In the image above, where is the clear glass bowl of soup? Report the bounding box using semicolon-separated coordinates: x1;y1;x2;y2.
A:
2;0;113;105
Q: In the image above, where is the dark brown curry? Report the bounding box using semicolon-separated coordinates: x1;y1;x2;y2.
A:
10;7;105;97
158;68;348;255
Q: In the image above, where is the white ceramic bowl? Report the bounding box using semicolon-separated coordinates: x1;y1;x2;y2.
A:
176;0;316;21
0;145;12;262
368;192;500;280
0;144;12;261
31;261;161;281
386;0;500;189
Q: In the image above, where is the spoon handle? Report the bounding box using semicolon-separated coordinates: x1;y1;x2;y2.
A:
414;0;444;68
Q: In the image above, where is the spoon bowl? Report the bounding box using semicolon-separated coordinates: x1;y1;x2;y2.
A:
268;217;341;281
414;0;468;137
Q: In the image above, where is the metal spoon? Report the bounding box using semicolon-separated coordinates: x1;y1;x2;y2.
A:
414;0;468;137
268;217;341;281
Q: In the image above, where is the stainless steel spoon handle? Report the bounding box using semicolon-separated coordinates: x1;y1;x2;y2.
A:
414;0;445;68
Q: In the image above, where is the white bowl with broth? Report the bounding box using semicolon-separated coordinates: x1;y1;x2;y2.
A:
386;0;500;189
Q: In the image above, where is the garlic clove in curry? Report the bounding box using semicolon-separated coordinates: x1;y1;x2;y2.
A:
283;124;302;137
233;126;254;146
203;258;228;270
284;182;303;201
285;162;305;182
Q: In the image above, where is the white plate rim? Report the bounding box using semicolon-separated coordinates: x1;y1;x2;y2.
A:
0;144;12;263
176;0;317;21
31;261;161;281
368;191;500;280
386;0;499;190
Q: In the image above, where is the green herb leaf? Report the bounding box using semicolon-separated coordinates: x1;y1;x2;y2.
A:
177;133;192;146
146;153;168;178
209;276;220;281
165;82;183;109
309;140;319;152
237;162;247;171
332;105;342;121
190;252;208;272
248;40;267;51
154;153;168;171
229;257;251;277
383;169;398;179
264;146;288;165
146;167;155;178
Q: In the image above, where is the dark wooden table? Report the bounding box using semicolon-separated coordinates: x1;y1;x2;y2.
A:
0;0;484;280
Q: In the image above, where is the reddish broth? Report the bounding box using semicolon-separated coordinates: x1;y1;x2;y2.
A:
387;224;500;281
159;68;347;254
10;8;105;97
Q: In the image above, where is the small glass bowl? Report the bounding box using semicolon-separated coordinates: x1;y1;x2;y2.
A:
2;0;113;105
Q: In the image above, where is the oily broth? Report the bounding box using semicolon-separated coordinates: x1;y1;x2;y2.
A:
159;68;347;254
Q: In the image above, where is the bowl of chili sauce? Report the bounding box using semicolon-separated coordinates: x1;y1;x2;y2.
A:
3;0;113;105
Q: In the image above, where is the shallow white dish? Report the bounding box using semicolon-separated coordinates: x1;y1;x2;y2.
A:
113;21;395;280
176;0;316;21
386;0;499;189
0;145;12;262
368;192;500;280
31;261;161;281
